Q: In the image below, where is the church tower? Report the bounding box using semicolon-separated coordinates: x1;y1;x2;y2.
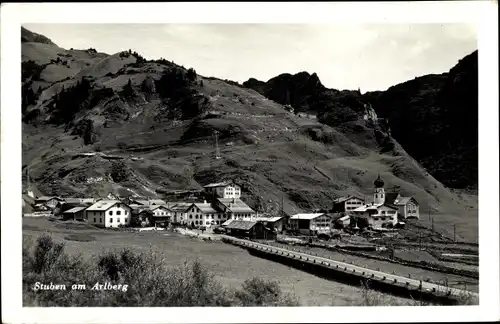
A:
373;174;385;205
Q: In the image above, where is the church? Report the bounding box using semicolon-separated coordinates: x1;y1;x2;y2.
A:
351;175;419;229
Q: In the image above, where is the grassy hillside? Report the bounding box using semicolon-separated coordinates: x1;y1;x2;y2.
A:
21;28;477;242
244;52;478;190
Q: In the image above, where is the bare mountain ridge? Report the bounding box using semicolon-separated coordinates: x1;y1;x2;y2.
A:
21;27;477;241
243;51;478;190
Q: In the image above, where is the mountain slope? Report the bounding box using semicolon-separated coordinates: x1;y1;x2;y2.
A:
244;51;478;190
364;51;478;190
21;28;477;241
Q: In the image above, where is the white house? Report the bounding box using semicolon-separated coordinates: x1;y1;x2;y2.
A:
385;193;420;220
185;201;226;227
149;205;171;218
215;198;255;221
166;202;192;223
203;181;241;199
351;203;398;228
289;213;332;235
85;200;132;228
332;196;365;213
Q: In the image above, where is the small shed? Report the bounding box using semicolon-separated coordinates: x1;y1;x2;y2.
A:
62;206;87;221
255;216;285;233
225;220;276;240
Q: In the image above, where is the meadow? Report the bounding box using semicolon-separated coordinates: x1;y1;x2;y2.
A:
23;218;421;306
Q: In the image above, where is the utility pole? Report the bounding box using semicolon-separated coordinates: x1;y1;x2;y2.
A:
453;224;456;242
213;130;221;160
281;195;284;218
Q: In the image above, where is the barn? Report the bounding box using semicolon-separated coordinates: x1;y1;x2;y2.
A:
225;220;276;240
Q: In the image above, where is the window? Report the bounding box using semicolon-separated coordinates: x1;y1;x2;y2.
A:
195;215;199;219
101;211;103;216
117;218;120;223
206;221;210;225
93;218;96;222
100;218;102;223
195;221;199;225
110;218;113;223
189;215;193;219
125;211;128;215
109;211;113;215
117;211;121;215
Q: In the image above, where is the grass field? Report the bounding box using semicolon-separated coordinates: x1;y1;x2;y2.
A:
22;218;420;306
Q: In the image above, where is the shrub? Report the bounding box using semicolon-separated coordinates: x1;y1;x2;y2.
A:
122;79;135;98
234;277;299;306
187;68;197;82
110;161;129;182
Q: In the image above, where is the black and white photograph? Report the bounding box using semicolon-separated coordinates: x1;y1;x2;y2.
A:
1;2;499;323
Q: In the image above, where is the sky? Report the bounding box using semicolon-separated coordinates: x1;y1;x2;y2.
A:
23;23;477;92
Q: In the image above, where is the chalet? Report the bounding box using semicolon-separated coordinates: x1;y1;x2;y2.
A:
215;198;255;221
62;206;86;221
254;216;285;233
131;207;153;227
166;202;192;223
225;220;276;240
35;196;64;209
289;213;332;235
385;193;420;220
149;205;172;227
203;181;241;199
85;200;132;228
185;201;225;227
351;203;398;228
331;196;364;213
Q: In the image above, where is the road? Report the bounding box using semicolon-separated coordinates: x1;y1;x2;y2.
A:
222;236;479;300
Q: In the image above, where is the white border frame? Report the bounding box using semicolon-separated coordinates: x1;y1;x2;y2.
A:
1;2;499;323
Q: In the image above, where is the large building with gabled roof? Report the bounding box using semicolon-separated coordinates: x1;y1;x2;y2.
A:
85;200;132;228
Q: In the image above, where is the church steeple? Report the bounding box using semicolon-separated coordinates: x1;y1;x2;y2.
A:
373;174;385;205
374;174;385;188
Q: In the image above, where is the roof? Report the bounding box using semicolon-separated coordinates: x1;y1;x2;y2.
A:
339;215;350;221
63;198;82;204
221;219;234;227
203;181;236;188
37;196;62;201
353;203;398;212
149;205;171;212
394;196;418;205
384;193;400;205
134;199;166;206
217;198;254;213
167;202;192;212
225;220;258;230
290;213;325;220
192;203;218;214
63;206;87;214
255;216;283;223
86;200;129;211
333;196;363;204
